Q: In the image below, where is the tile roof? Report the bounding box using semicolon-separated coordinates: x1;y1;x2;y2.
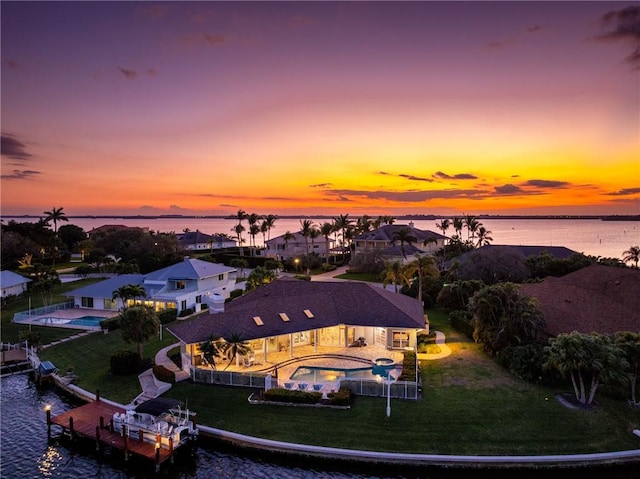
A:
521;264;640;336
167;278;426;344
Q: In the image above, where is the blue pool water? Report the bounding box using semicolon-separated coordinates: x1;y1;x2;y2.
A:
290;366;382;382
38;315;107;327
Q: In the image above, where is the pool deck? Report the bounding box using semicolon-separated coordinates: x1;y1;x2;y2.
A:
16;308;119;331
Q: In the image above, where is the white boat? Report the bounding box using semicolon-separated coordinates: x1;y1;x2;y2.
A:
112;398;198;451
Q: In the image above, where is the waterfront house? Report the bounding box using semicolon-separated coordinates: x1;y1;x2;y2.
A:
167;277;427;376
264;231;335;261
66;258;238;315
521;264;640;336
353;223;447;261
0;270;32;298
176;231;236;251
86;224;149;238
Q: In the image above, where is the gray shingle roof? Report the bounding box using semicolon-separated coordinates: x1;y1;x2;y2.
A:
521;264;640;336
167;278;426;344
354;224;446;242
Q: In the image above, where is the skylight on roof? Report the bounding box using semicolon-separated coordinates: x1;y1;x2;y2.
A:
279;313;290;322
303;309;314;318
253;316;264;326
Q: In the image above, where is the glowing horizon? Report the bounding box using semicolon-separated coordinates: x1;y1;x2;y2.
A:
1;2;638;217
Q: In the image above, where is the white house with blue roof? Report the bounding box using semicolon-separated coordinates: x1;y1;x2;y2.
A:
66;258;237;315
1;270;32;298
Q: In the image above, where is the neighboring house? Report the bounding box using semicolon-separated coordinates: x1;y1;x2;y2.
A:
452;245;580;265
521;264;640;337
168;277;427;373
176;231;237;251
264;231;335;261
353;223;447;260
66;258;238;314
0;271;32;298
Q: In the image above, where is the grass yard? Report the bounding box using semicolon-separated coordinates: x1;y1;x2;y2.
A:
35;306;640;455
333;272;381;282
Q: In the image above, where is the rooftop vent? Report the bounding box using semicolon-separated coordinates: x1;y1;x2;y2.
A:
279;313;290;322
253;316;264;326
303;309;314;318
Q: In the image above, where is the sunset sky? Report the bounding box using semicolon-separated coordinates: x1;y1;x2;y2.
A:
1;1;639;217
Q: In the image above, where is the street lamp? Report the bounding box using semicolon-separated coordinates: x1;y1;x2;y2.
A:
294;258;299;273
386;371;395;417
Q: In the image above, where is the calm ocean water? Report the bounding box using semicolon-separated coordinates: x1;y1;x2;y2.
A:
3;216;639;260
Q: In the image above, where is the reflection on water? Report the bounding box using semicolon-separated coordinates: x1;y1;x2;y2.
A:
1;374;637;479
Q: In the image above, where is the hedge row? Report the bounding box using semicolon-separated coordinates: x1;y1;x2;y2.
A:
263;388;322;404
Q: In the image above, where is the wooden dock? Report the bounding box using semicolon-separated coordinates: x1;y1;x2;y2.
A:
48;398;174;470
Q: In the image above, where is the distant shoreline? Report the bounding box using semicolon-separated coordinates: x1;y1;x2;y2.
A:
2;214;639;221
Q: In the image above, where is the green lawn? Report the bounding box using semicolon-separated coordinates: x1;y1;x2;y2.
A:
333;272;381;282
34;307;640;455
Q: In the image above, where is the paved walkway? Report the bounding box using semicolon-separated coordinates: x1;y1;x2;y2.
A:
155;343;190;382
417;331;451;361
40;330;97;349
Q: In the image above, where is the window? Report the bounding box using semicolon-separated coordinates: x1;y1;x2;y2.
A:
196;295;202;304
81;297;94;308
181;300;187;311
218;274;225;281
392;330;410;349
176;280;186;290
104;298;116;310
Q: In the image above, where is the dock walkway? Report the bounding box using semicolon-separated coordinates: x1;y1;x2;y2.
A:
49;399;174;467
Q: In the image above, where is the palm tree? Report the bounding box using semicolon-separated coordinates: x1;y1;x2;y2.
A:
382;260;412;293
112;284;146;310
299;219;314;275
452;217;464;242
43;206;68;234
199;335;224;369
282;231;296;260
309;227;321;268
260;220;269;247
235;210;247;256
230;258;248;279
476;226;493;247
119;305;159;360
320;222;334;264
356;215;372;235
221;332;252;370
464;214;480;242
406;254;439;304
249;223;260;255
391;226;418;260
232;223;246;256
263;214;278;241
436;218;450;238
333;214;353;252
622;245;640;268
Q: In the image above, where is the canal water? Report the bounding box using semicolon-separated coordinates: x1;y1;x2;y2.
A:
1;374;637;479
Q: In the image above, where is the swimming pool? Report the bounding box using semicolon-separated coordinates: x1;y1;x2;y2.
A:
290;365;384;382
38;315;107;327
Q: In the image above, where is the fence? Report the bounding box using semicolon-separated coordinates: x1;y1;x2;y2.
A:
192;367;269;389
341;379;419;400
12;301;75;323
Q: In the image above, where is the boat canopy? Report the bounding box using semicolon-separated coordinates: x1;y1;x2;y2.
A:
134;397;182;416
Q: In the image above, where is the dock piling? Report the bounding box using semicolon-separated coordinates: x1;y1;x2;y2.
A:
69;416;74;440
46;406;52;440
95;426;101;451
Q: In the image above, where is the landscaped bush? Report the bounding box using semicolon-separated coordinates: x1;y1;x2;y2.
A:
326;386;353;406
398;350;417;381
110;350;140;375
178;308;193;317
229;289;243;300
263;388;322;404
497;343;560;385
100;316;121;332
320;263;337;272
449;310;474;338
153;364;175;384
157;308;177;324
